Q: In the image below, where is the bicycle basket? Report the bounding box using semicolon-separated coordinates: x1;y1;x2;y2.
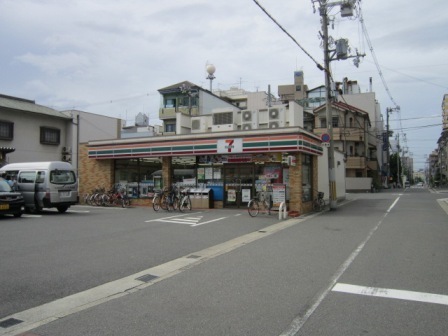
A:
318;192;324;198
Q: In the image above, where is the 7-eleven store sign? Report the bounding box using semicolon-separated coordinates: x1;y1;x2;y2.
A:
217;138;243;153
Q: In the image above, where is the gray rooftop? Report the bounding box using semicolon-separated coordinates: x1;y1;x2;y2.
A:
0;94;70;119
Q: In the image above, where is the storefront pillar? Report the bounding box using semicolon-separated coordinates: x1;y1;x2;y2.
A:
162;156;172;189
288;153;302;213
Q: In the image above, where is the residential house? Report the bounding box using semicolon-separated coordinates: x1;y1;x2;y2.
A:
0;94;122;173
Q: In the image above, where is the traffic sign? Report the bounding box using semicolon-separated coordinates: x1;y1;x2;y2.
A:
321;133;331;142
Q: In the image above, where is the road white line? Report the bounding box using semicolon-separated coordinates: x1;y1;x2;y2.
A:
191;217;227;227
332;283;448;306
436;198;448;215
0;216;306;336
279;195;401;336
145;212;203;222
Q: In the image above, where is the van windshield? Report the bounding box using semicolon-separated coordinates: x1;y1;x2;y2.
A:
50;170;76;184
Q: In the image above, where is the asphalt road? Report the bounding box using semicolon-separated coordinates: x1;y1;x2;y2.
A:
1;186;447;335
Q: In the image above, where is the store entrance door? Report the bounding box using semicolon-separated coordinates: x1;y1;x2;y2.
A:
223;164;255;208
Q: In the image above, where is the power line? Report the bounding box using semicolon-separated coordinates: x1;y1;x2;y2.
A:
252;0;324;71
359;6;399;110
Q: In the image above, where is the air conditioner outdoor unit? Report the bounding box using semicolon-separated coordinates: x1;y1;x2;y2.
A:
61;155;72;162
62;146;72;154
269;108;279;120
242;124;252;131
268;107;285;127
191;118;208;133
242;110;253;122
269;121;280;129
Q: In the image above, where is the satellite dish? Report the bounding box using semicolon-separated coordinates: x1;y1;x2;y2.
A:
206;64;216;76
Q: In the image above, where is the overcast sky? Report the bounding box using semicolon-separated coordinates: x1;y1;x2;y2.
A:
1;0;447;170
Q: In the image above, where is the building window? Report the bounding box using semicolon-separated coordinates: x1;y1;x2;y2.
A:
320;118;326;128
164;98;176;108
295;85;302;92
213;112;233;125
302;154;312;202
332;117;339;127
0;121;14;140
165;124;175;132
40;127;60;145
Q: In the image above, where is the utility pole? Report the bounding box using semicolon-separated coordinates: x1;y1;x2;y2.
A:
320;4;337;210
315;0;363;210
386;106;400;188
396;133;400;186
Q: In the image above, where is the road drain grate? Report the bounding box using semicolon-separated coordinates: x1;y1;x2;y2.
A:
136;274;158;283
187;255;201;259
0;318;23;328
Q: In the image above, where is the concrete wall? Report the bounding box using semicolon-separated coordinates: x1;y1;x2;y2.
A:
318;148;346;202
346;177;373;192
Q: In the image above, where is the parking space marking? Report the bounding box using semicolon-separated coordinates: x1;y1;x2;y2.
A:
332;283;448;306
191;217;228;227
145;212;210;226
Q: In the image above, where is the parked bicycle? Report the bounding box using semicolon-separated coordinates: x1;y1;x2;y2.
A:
152;185;178;211
313;191;325;212
248;191;272;217
104;188;130;208
179;187;192;212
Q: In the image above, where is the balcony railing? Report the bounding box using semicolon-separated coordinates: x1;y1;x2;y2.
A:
159;107;199;119
346;156;366;169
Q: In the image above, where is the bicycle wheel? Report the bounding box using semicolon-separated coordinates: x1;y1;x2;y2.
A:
122;197;130;208
152;196;161;211
265;200;271;215
313;199;320;212
172;196;179;211
319;199;325;210
179;196;192;212
101;193;110;206
162;195;172;211
248;200;259;217
84;193;91;205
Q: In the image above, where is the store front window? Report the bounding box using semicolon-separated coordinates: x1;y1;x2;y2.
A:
114;158;162;198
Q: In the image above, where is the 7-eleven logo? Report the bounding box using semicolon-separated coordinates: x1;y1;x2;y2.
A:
225;139;234;152
218;138;242;154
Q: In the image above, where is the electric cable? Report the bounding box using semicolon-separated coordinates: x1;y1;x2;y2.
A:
252;0;325;71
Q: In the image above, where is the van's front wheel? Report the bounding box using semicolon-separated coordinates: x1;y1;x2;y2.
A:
57;206;69;213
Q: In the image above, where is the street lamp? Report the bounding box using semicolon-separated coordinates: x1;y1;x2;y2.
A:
206;63;216;92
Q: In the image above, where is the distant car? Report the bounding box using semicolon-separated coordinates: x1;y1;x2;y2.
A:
404;181;410;188
417;182;424;187
0;177;25;217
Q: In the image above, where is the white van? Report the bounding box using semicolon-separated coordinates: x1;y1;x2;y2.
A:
0;161;78;213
